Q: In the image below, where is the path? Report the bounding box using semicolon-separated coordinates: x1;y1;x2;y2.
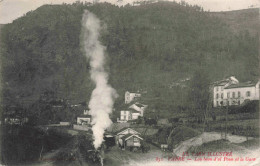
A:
173;132;253;156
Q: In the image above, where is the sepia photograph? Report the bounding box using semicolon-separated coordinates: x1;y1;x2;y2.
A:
0;0;259;166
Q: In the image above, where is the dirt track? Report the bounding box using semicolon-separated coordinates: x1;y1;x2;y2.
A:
173;132;253;156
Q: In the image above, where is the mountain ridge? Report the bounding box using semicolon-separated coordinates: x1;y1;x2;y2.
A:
0;2;258;120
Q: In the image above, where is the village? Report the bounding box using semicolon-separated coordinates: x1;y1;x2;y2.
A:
2;76;259;165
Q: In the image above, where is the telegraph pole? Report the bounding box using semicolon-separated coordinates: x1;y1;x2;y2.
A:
225;101;228;140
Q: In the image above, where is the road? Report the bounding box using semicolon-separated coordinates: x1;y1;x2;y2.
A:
173;132;254;156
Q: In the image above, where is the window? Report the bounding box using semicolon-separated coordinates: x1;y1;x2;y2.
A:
227;101;229;106
238;100;240;105
227;92;230;98
216;101;219;106
220;101;223;106
246;91;251;97
124;115;126;120
232;92;235;98
238;91;241;98
216;93;219;99
221;93;223;99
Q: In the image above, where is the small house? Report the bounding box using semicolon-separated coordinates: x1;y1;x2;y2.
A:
83;109;90;115
129;108;141;120
116;127;140;144
77;115;91;125
129;102;147;116
120;102;147;122
161;144;168;151
119;134;143;149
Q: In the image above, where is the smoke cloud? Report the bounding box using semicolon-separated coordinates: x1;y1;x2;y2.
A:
82;10;117;149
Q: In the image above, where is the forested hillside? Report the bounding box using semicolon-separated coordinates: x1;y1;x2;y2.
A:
0;2;258;121
210;8;259;35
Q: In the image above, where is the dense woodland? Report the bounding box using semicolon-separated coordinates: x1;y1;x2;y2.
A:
0;2;259;123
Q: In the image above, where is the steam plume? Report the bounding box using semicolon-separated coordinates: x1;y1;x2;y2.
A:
82;10;117;149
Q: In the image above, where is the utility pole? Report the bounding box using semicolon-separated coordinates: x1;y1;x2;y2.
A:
225;101;228;140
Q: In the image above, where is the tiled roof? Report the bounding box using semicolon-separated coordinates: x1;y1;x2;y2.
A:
212;76;239;86
213;80;230;86
116;127;131;134
116;127;139;135
127;108;140;113
216;81;230;86
121;133;133;141
135;103;145;108
121;133;143;141
225;81;257;89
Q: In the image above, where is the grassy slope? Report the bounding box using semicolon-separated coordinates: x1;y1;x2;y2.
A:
210;8;259;35
187;139;248;154
0;2;258;120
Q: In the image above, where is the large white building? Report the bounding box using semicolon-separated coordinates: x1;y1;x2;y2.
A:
213;77;259;107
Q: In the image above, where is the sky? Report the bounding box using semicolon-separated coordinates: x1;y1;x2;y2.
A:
0;0;259;24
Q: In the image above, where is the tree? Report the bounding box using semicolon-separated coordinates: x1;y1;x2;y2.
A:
188;68;210;126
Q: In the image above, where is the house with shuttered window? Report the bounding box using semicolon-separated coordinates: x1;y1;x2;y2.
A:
213;77;259;107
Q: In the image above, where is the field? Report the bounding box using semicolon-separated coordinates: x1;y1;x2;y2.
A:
104;143;171;166
185;110;259;137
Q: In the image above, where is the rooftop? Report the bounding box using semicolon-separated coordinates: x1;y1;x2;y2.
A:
127;108;141;113
135;103;146;108
215;80;230;86
116;127;139;135
212;76;239;86
121;133;143;141
225;81;258;89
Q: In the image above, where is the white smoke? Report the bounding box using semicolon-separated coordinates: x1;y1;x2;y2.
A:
82;10;117;149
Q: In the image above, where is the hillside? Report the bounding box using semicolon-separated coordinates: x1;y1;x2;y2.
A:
0;2;258;122
210;8;259;35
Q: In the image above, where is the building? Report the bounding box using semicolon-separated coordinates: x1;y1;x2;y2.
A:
213;77;259;107
4;117;28;125
119;91;147;122
83;109;90;115
77;109;91;125
224;81;260;106
120;102;147;121
130;108;141;120
115;127;143;149
116;127;140;140
119;134;143;149
125;91;141;104
129;103;147;117
120;110;131;121
212;76;239;107
77;115;91;125
120;108;142;121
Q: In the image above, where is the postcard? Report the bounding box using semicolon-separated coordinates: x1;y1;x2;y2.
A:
0;0;259;166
